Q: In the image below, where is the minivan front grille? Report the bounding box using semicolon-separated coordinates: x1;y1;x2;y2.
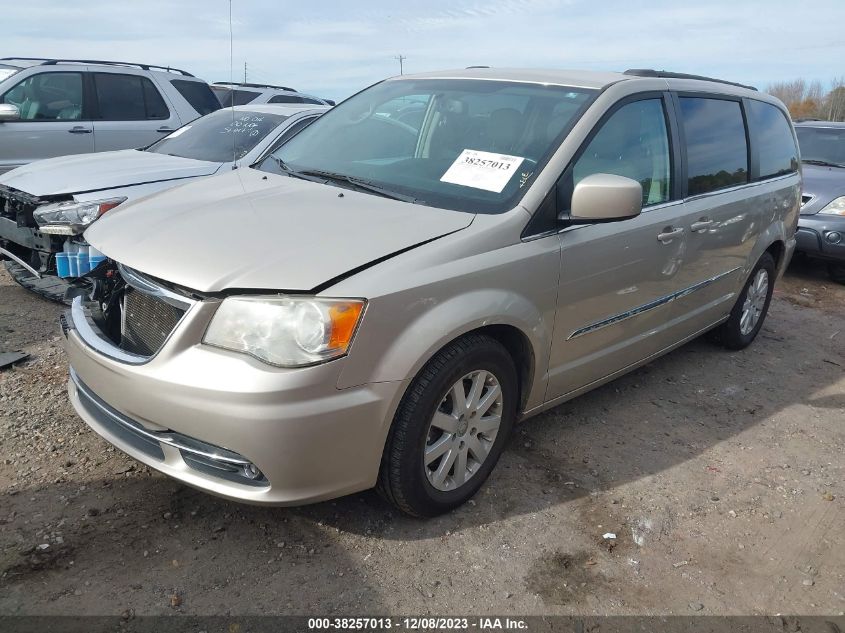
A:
120;287;186;356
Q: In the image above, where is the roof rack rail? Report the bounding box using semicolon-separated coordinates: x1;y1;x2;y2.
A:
213;81;298;92
0;57;195;77
623;69;757;92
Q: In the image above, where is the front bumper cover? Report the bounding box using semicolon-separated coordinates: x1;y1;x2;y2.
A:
62;293;406;506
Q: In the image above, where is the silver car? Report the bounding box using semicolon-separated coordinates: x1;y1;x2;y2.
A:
0;104;327;300
62;68;799;516
0;57;221;174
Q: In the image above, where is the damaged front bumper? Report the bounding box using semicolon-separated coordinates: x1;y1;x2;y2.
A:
61;268;405;506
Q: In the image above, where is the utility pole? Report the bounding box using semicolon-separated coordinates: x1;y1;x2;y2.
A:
243;62;247;83
394;54;406;75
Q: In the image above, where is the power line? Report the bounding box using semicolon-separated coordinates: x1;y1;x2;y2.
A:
394;54;407;75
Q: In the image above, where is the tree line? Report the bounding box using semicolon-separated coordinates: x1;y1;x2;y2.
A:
766;78;845;121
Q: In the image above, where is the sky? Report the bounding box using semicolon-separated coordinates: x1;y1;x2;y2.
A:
4;0;845;102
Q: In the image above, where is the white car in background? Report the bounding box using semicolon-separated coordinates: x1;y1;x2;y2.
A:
211;82;335;106
0;103;327;301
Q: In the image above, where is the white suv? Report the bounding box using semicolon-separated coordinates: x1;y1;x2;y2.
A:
0;57;221;174
210;82;334;107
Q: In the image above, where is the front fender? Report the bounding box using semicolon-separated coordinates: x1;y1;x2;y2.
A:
343;288;549;407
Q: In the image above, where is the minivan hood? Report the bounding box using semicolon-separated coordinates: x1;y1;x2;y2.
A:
0;150;222;198
85;169;474;292
801;163;845;215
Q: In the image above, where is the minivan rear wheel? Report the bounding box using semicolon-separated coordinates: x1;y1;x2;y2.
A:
377;333;517;517
709;252;776;350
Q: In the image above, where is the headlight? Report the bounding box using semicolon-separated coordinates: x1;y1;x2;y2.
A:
203;296;365;367
818;196;845;216
33;197;127;235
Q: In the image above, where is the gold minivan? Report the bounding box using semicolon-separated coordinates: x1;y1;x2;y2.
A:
63;68;800;516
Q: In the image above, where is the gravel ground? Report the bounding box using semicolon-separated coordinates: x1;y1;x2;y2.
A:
0;256;843;616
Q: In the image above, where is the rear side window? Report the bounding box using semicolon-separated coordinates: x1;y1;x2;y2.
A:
268;94;305;104
264;115;319;154
93;73;170;120
747;100;798;179
212;88;259;107
171;80;223;115
572;98;672;206
679;97;748;195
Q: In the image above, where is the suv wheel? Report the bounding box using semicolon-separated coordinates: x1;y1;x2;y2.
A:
377;333;517;517
710;252;776;350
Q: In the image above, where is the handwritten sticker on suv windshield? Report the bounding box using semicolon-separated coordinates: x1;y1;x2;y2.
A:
440;149;525;193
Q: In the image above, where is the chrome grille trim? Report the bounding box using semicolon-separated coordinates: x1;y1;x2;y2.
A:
69;296;150;365
118;263;194;310
67;264;197;365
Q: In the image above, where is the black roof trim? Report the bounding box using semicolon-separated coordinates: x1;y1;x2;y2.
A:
213;81;298;92
623;69;757;91
0;57;194;77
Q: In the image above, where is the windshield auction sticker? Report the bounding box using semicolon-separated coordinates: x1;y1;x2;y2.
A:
440;149;525;193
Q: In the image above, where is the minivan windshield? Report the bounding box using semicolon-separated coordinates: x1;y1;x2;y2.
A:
257;78;596;213
146;109;287;163
796;126;845;167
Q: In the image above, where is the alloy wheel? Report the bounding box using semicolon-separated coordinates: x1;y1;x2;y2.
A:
740;268;769;335
423;370;503;492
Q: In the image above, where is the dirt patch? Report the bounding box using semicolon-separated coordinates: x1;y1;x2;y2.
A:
526;551;606;606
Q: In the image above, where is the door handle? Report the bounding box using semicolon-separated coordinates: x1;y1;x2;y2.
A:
657;227;684;244
68;126;92;134
155;127;174;134
690;218;714;233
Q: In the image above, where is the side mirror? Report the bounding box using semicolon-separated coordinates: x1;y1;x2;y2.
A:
0;103;20;122
565;173;643;224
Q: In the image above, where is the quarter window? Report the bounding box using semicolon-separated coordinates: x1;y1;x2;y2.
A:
171;80;221;115
572;98;671;206
93;73;170;121
747;100;798;179
1;72;84;121
679;97;748;195
213;88;260;107
268;94;304;104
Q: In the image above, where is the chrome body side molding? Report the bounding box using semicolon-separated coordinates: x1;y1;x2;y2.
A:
567;267;741;340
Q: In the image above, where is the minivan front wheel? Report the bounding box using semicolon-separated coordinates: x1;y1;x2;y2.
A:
710;252;776;350
377;334;517;517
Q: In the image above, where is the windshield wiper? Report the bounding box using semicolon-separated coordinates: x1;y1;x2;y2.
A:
297;169;419;203
266;156;326;183
802;159;845;168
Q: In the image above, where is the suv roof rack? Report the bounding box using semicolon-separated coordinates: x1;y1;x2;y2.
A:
213;81;298;92
0;57;195;77
623;69;757;91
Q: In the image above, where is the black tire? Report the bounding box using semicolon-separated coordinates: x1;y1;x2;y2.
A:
828;263;845;285
709;252;776;350
377;333;518;517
